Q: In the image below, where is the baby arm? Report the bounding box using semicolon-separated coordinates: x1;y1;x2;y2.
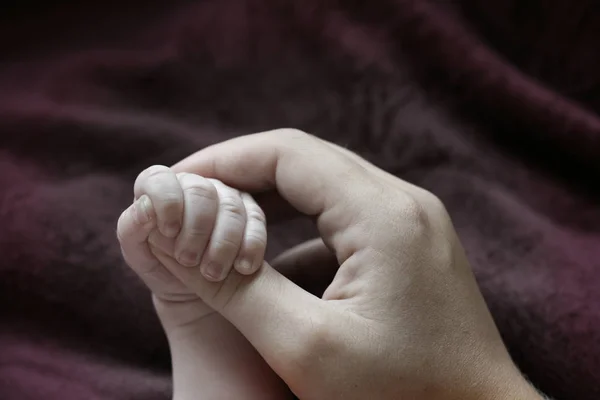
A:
117;166;292;400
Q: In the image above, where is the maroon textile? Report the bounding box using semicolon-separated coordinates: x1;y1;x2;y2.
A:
1;1;599;399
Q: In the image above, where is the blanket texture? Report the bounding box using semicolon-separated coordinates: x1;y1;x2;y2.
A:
1;1;599;399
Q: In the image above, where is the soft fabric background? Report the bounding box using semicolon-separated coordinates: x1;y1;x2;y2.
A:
1;1;599;399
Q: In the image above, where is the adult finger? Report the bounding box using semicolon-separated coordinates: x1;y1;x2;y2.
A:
168;130;381;383
171;129;378;256
324;138;434;196
134;165;184;238
172;129;367;215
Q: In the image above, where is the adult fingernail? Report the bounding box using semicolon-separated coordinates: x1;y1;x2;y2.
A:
163;222;181;238
178;251;200;267
202;262;224;281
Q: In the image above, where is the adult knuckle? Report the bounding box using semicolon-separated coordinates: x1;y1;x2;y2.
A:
397;190;429;226
335;159;363;182
435;235;455;270
416;190;454;233
361;177;386;199
421;189;446;214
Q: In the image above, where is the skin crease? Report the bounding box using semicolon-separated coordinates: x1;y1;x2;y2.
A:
118;129;548;400
117;170;294;400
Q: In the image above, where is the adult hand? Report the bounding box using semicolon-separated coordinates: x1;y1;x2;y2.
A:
165;129;543;400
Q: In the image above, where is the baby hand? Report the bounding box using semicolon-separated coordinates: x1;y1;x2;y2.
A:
117;165;267;303
117;167;292;400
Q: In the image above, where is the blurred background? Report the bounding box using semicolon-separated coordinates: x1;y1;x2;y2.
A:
1;1;599;399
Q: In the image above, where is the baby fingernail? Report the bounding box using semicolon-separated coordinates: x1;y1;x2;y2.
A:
237;258;253;273
133;195;153;225
202;262;224;281
178;251;200;267
163;222;181;238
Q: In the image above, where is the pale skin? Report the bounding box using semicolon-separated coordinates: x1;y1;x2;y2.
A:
117;129;549;400
117;168;293;399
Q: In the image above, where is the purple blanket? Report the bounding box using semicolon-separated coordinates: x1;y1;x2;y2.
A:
1;1;599;399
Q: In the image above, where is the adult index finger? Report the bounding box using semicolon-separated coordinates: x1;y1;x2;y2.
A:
171;129;369;219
